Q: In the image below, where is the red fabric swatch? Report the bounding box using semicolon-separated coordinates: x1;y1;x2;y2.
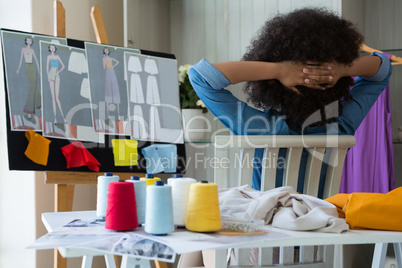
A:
61;141;101;171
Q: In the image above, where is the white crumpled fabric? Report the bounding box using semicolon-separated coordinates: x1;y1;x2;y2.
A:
218;185;349;233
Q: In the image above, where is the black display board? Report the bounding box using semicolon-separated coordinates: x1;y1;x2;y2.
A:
2;29;186;173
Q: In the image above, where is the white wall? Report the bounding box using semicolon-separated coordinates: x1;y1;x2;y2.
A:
0;2;37;268
0;0;124;268
125;0;170;53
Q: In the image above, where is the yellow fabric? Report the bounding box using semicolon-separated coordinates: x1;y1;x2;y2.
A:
111;139;138;166
325;188;402;231
24;130;51;166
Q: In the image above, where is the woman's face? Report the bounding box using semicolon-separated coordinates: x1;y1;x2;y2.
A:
49;45;55;52
26;38;32;46
104;48;110;55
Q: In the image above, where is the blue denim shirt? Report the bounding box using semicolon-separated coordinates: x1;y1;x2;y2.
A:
189;53;392;194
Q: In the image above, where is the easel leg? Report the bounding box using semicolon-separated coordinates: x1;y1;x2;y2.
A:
54;184;75;268
155;260;168;268
54;250;67;268
55;184;75;212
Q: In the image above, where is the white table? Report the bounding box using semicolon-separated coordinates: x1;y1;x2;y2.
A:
42;210;151;268
42;210;402;267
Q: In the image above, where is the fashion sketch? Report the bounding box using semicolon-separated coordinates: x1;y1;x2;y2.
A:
1;29;67;131
46;44;66;129
16;37;41;125
123;52;183;143
103;47;121;121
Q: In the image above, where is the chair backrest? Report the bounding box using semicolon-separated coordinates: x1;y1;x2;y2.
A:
214;135;356;198
213;135;356;267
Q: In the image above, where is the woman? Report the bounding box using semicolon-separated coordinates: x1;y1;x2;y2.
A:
103;47;120;120
16;37;40;124
46;44;66;125
179;7;391;267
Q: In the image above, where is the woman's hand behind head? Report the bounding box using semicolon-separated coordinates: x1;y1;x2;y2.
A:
302;61;350;89
277;61;335;94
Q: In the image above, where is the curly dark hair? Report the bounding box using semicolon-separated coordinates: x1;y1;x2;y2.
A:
242;8;364;130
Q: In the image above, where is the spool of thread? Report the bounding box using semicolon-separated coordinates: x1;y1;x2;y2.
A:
167;174;183;185
140;173;161;186
144;181;174;235
186;181;221;232
126;175;147;225
96;172;119;219
168;177;196;226
105;180;138;231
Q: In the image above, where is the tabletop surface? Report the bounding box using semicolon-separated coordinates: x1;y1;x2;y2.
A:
42;210;402;254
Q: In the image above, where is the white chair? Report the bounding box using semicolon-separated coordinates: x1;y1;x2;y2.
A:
212;135;356;267
213;135;402;268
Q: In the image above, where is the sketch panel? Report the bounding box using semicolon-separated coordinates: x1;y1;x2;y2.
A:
85;42;140;136
39;41;104;142
124;52;184;144
1;30;67;131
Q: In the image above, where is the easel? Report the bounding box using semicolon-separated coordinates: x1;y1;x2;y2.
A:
89;5;167;268
49;2;167;268
49;2;141;268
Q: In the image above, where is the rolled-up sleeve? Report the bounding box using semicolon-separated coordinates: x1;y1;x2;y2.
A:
337;52;392;135
189;58;285;135
360;52;390;82
192;58;231;89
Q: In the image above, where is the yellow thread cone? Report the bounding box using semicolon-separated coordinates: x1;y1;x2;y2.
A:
186;182;221;232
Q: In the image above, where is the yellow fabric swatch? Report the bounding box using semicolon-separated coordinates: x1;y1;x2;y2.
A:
24;130;51;166
111;139;138;166
325;188;402;231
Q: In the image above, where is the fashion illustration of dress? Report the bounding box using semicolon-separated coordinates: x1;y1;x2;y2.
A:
105;60;120;104
48;58;60;82
23;50;41;114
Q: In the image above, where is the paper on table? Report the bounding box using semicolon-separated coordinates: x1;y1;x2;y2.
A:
30;218;291;262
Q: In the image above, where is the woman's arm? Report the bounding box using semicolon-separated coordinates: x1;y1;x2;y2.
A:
303;55;382;88
112;57;119;68
331;52;392;135
33;50;39;71
213;61;333;92
57;56;65;73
